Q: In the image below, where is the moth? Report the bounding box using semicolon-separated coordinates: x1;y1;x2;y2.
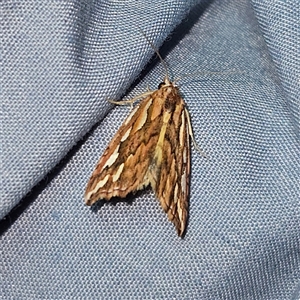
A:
85;32;202;236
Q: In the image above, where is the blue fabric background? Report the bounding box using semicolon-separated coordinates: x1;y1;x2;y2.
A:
1;0;299;299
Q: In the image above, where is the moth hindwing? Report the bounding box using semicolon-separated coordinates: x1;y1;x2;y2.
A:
85;76;192;236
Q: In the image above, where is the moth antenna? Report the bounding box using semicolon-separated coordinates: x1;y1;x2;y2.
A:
137;26;170;81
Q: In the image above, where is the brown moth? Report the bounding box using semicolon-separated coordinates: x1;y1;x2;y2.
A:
85;32;202;236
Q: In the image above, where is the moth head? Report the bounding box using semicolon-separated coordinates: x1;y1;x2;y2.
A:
158;76;177;89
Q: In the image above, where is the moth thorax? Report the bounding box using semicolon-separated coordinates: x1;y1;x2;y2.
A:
164;91;179;111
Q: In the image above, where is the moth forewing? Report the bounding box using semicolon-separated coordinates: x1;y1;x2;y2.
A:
84;91;160;205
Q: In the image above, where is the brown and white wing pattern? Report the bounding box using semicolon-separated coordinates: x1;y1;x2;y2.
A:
84;89;164;205
154;103;190;236
144;81;190;236
85;78;191;236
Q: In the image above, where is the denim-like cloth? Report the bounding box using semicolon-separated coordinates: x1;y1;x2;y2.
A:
1;0;299;299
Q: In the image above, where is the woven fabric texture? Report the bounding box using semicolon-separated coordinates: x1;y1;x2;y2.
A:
1;0;299;299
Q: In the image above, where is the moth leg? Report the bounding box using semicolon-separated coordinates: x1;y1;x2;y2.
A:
108;90;155;110
184;108;207;157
